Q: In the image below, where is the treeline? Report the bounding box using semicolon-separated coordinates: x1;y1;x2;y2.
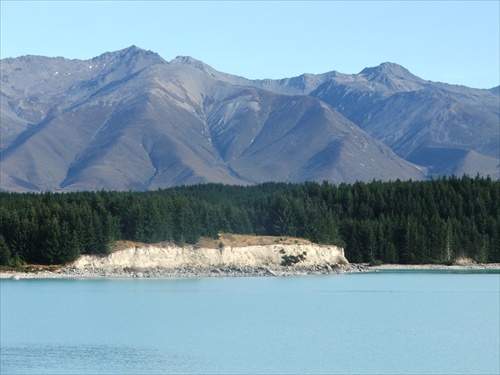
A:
0;175;498;266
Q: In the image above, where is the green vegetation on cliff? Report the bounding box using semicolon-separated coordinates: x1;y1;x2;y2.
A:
0;175;498;266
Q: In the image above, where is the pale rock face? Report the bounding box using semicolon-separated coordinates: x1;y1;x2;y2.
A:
71;244;347;270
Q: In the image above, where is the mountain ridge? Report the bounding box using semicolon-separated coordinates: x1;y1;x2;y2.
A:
1;46;497;192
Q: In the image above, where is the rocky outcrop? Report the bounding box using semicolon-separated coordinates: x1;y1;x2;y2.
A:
71;243;348;271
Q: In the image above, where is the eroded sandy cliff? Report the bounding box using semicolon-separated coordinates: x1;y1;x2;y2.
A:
71;240;347;271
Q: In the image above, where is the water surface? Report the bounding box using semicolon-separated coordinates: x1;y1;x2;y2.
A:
1;272;499;374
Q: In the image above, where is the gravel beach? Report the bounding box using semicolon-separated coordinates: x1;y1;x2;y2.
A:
1;263;498;280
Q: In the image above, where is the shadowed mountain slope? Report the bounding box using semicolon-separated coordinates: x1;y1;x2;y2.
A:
245;62;498;178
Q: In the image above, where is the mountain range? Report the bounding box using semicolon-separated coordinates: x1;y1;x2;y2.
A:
1;46;498;192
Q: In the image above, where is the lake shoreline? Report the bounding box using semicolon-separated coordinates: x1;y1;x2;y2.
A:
1;262;499;279
370;263;500;271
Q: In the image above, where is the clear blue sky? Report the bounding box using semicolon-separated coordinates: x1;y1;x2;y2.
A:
1;1;499;89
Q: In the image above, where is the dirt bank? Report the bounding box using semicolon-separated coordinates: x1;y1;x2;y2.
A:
71;236;347;271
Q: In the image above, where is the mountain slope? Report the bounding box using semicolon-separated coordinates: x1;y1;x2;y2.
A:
181;58;498;178
245;62;499;177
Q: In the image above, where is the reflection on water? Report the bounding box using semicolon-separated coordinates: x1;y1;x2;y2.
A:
1;343;208;374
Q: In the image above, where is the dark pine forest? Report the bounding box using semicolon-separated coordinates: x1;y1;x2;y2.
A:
0;175;498;266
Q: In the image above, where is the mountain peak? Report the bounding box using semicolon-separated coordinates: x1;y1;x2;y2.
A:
116;45;144;54
171;55;200;64
85;45;165;74
360;62;417;81
170;55;213;71
96;45;163;62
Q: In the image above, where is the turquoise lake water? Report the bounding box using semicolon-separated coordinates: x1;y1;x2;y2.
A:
1;271;499;374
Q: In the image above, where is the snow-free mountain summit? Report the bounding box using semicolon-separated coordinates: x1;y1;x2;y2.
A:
1;46;498;191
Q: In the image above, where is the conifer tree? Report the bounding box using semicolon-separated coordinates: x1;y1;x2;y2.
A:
0;234;11;266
